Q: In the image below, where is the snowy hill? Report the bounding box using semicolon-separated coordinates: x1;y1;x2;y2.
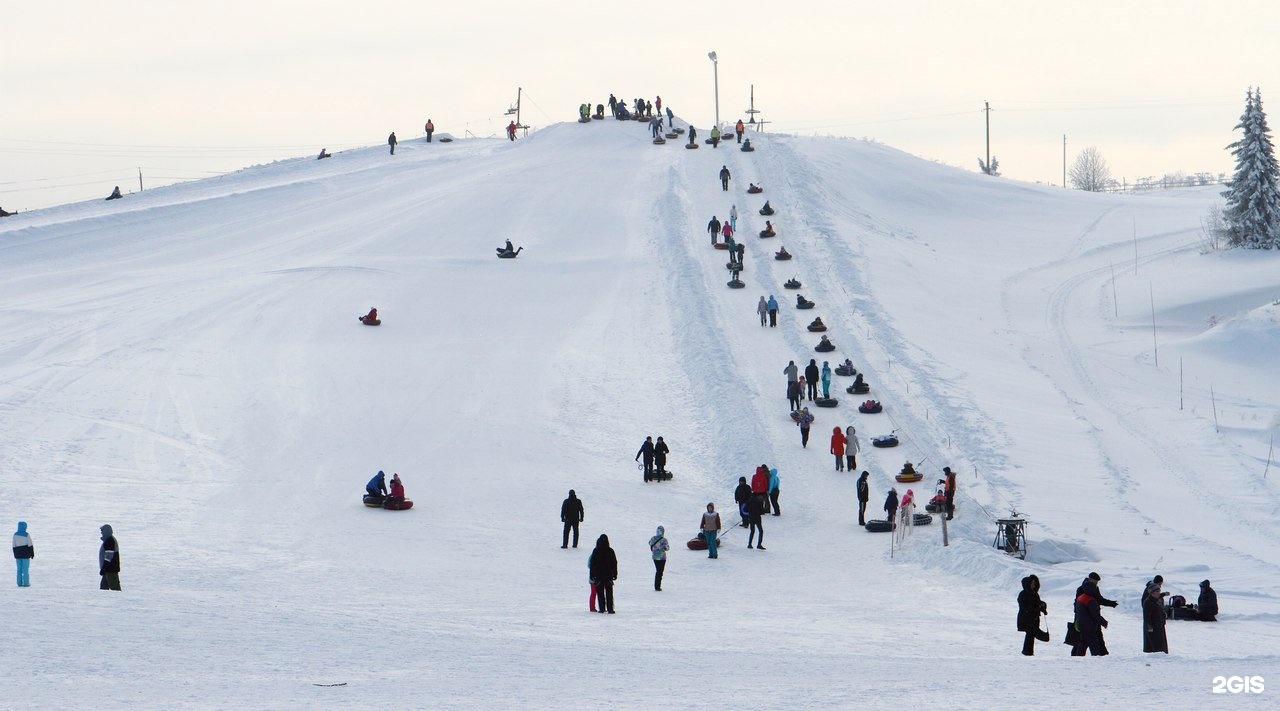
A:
2;121;1278;707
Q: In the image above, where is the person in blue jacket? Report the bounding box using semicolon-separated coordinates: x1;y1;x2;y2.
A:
13;521;34;587
366;471;388;498
766;295;779;327
768;468;781;516
821;361;833;399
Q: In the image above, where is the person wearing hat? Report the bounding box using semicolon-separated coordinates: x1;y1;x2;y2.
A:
387;473;406;507
1142;574;1170;653
12;521;34;587
648;526;669;591
734;477;752;528
99;524;121;591
884;488;899;527
1197;580;1218;621
943;467;957;520
856;471;870;525
1072;572;1117;656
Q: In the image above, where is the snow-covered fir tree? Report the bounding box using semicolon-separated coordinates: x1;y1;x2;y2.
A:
1222;88;1280;249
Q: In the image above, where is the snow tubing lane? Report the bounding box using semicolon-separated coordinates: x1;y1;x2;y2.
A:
864;520;893;532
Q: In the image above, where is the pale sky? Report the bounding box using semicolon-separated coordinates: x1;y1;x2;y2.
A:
3;0;1277;210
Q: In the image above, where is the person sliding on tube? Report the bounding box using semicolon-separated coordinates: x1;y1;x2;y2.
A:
366;471;388;498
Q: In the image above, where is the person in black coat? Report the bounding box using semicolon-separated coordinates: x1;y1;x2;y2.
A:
1071;573;1117;656
746;495;766;549
734;477;752;528
707;216;722;245
883;488;898;526
99;524;121;591
654;437;670;474
719;165;731;191
856;471;870;525
804;360;820;401
1142;575;1169;653
1017;575;1050;655
388;132;397;155
587;534;618;614
635;436;655;481
560;490;584;548
1198;579;1218;621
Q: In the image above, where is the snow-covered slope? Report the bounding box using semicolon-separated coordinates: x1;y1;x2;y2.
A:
2;121;1277;707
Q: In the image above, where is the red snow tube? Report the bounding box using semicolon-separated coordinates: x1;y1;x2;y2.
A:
359;316;381;326
382;499;414;510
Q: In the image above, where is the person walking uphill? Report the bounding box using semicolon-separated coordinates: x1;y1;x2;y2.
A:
561;490;584;548
719;165;731;191
649;526;669;591
587;534;618;613
636;436;656;482
845;426;860;471
708;215;722;246
99;524;120;591
746;494;766;549
13;521;33;587
425;119;435;142
1017;575;1050;655
757;296;769;326
766;295;778;327
830;426;847;471
1072;572;1118;656
856;471;870;525
387;131;397;155
701;503;722;558
768;467;781;516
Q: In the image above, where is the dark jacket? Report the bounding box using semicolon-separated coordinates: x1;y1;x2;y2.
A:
856;475;869;502
99;526;120;574
719;167;731;181
747;495;765;518
1198;581;1218;619
734;481;752;504
561;493;584;523
587;535;617;582
708;218;721;236
1017;575;1046;631
804;361;820;383
884;491;898;518
635;439;654;462
654;439;669;465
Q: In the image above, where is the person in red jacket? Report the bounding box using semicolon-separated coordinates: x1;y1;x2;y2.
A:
361;307;378;324
387;473;406;506
506;121;518;141
830;426;848;471
751;464;770;514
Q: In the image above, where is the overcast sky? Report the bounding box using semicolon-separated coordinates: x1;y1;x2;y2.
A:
3;0;1277;210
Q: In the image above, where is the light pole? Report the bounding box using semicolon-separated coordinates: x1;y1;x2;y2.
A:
708;51;719;130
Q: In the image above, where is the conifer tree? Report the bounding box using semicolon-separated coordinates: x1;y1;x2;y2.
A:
1222;88;1280;249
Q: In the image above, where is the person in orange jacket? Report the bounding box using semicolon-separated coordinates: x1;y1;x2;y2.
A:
830;426;847;471
425;119;435;142
735;119;745;143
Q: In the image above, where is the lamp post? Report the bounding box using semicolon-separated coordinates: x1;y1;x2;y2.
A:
708;51;719;130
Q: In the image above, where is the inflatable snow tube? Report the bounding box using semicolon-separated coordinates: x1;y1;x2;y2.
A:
895;473;923;483
797;301;815;310
858;401;882;413
383;499;414;510
775;254;792;261
686;142;699;149
577;117;591;123
789;411;801;423
815;397;839;408
652;138;666;145
673;128;685;135
741;145;755;152
912;513;933;526
925;502;945;514
758;230;776;238
363;494;385;507
815;342;835;353
747;186;763;194
727;279;745;289
650;471;674;482
759;207;775;216
847;383;871;394
834;365;856;377
687;533;719;550
807;323;827;332
871;434;899;448
664;132;678;139
784;280;802;290
714;243;729;250
864;520;893;533
359;317;382;326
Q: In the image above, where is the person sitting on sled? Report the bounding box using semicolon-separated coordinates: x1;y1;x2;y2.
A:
497;239;515;256
366;471;388;498
361;307;378;324
387;473;406;506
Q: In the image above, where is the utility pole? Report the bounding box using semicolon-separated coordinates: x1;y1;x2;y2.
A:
138;167;144;192
984;101;991;172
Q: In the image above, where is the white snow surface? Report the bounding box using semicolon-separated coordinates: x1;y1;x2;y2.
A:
2;124;1279;708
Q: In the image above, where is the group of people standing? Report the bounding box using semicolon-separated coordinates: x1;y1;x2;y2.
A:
634;436;671;481
10;521;120;590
